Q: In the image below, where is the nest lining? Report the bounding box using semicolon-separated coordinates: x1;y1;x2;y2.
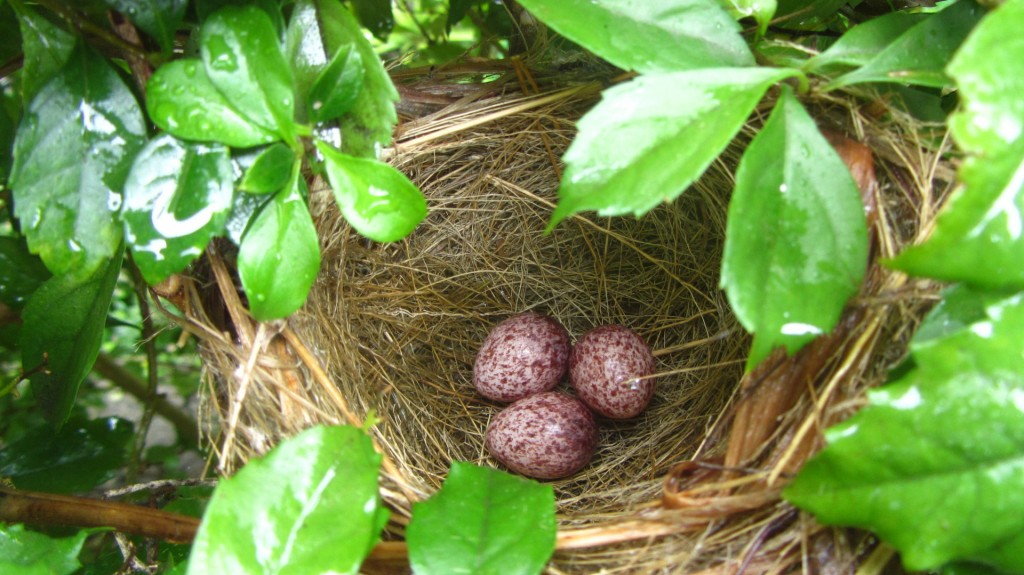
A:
178;74;953;573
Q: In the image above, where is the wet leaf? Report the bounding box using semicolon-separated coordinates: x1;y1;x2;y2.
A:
20;250;123;427
318;0;399;156
239;143;295;194
284;0;326;125
12;5;75;102
147;59;278;148
721;87;868;369
408;462;556;575
224;189;271;245
785;293;1024;573
0;237;51;310
350;0;394;40
187;426;388;575
101;0;187;53
10;46;146;280
237;170;320;320
318;141;427;243
889;0;1024;290
308;43;364;124
825;0;984;91
0;416;133;493
805;11;929;73
548;66;801;229
772;0;847;30
0;524;87;575
722;0;776;37
122;135;234;284
515;0;752;73
200;5;296;139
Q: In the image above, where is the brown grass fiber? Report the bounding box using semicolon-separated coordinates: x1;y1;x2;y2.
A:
161;60;957;574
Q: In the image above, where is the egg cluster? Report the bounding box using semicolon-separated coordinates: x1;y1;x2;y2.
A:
474;312;657;480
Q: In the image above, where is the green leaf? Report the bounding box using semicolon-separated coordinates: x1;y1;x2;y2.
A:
122;135;234;284
805;11;930;73
237;169;320;320
224;188;272;244
910;284;993;347
318;0;399;156
515;0;753;73
0;416;133;493
0;3;23;67
308;43;364;124
101;0;187;53
201;5;296;139
825;0;985;91
784;293;1024;573
10;46;146;280
407;462;556;575
12;5;75;102
772;0;846;30
239;143;295;194
350;0;394;41
447;0;483;32
721;0;776;38
721;87;868;369
317;141;427;243
548;66;801;229
888;0;1024;290
20;249;123;427
0;524;87;575
0;237;51;310
147;59;278;148
186;425;388;575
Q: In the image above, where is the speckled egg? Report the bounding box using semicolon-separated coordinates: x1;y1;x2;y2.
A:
485;392;598;479
473;312;571;403
570;325;656;419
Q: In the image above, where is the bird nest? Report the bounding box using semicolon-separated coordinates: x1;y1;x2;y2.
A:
165;64;954;573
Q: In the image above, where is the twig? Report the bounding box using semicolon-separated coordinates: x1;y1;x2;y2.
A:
126;256;163;483
92;353;200;447
0;486;199;544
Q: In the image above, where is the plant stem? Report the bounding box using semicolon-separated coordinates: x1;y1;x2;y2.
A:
92;354;200;448
125;257;163;482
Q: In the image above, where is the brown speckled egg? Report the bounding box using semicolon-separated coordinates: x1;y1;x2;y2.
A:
473;312;571;403
570;325;656;419
485;392;597;480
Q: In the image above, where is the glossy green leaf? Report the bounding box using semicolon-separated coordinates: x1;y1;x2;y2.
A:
239;143;295;194
773;0;847;30
201;5;296;140
910;284;994;347
889;0;1024;290
721;87;868;369
195;0;284;30
515;0;753;73
805;11;930;73
10;46;146;280
20;249;123;426
186;425;388;575
318;0;399;156
721;0;776;37
0;416;133;493
12;5;75;102
0;237;51;310
785;293;1024;573
317;141;427;243
548;67;801;229
224;189;272;244
237;170;320;320
101;0;187;53
407;462;556;575
308;43;364;124
825;0;985;91
351;0;394;40
122;135;234;284
284;0;325;125
147;59;277;148
0;524;87;575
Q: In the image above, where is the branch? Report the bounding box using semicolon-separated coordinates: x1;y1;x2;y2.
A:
92;353;200;448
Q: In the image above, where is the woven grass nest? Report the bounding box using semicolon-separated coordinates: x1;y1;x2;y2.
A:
170;60;955;573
